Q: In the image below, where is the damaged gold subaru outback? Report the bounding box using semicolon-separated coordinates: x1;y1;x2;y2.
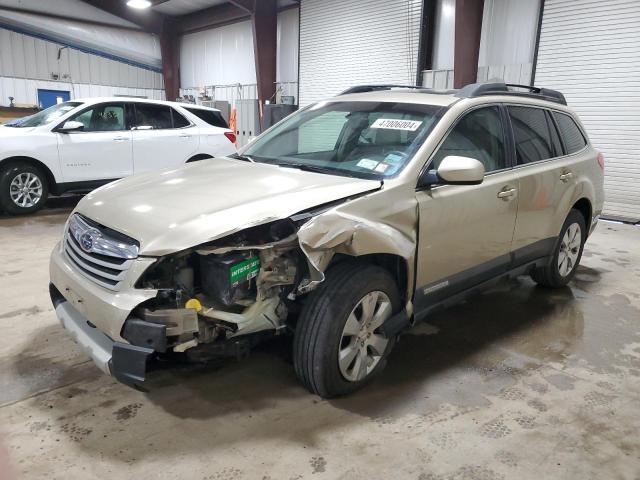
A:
49;83;604;397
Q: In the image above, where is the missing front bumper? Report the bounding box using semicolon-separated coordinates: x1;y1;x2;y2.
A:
50;283;155;390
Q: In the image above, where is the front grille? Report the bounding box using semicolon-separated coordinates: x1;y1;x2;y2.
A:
63;214;138;291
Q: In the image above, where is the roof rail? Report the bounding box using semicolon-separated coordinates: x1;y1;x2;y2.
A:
456;82;567;105
339;84;430;95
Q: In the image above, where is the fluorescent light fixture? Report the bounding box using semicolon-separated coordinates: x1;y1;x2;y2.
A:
127;0;152;9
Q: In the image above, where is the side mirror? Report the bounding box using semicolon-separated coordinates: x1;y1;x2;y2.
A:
418;155;485;188
57;121;85;133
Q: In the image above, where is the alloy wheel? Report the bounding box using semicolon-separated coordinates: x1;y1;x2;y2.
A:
338;290;392;382
558;223;581;277
9;172;43;208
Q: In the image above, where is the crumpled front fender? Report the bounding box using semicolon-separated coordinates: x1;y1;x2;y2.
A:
295;186;418;312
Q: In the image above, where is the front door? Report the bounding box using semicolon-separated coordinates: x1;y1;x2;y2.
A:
131;103;198;173
57;102;133;182
414;106;518;313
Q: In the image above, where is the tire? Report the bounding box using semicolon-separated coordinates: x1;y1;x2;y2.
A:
293;262;401;398
531;209;586;288
0;162;49;215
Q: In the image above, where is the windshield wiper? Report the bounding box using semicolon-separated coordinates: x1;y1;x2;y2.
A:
275;163;339;175
229;153;255;162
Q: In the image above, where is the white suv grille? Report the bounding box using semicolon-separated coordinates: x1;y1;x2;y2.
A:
63;214;139;291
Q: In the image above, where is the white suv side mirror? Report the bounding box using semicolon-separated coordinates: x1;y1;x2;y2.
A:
57;121;85;133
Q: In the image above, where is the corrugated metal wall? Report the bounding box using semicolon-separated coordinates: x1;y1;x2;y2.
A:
0;27;165;106
535;0;640;222
298;0;423;106
180;8;299;102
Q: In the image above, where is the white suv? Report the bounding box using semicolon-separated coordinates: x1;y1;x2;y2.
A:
0;98;236;214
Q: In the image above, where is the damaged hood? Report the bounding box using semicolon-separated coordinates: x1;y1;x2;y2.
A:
75;157;380;256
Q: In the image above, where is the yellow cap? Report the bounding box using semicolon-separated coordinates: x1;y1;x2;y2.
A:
185;298;203;312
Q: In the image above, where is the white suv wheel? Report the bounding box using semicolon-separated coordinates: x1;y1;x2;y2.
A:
10;172;43;208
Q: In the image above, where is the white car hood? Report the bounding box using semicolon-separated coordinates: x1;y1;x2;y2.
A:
0;125;36;137
75;158;381;256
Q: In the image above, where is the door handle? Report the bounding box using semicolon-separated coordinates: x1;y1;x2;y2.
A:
113;136;129;142
560;172;574;182
497;188;517;200
179;134;191;138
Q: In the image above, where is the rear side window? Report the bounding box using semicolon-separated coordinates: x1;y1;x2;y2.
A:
171;109;191;128
554;112;587;153
508;106;555;164
133;104;173;129
185;108;229;128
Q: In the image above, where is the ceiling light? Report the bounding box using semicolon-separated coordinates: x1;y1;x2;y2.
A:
127;0;152;9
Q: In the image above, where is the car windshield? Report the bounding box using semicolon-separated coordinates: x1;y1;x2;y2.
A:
242;101;445;179
14;102;82;128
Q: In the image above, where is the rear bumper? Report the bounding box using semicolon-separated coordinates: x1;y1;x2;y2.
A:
50;283;154;389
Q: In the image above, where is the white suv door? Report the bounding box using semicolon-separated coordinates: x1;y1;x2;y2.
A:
57;102;133;182
130;103;199;173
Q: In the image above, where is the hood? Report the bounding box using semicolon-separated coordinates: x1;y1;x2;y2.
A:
0;125;36;137
76;158;381;256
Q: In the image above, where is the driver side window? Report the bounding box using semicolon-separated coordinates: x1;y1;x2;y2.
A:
431;106;506;173
71;103;126;132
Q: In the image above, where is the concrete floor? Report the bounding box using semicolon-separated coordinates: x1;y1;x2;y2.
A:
0;199;639;480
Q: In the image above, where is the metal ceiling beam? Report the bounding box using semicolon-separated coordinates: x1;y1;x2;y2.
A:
0;6;142;32
79;0;166;34
175;3;250;34
228;0;255;14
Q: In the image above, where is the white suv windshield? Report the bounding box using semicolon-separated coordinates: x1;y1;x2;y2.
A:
13;102;82;128
242;101;445;179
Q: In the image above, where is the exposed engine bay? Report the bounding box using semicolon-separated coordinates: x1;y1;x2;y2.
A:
127;218;307;361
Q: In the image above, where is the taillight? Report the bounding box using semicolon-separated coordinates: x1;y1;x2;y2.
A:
224;131;236;144
596;152;605;170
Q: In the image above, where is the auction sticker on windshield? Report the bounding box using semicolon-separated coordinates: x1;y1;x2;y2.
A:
371;118;423;131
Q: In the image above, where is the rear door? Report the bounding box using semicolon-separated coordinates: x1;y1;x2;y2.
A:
414;105;518;312
57;102;133;182
131;103;199;173
183;107;236;157
507;105;581;264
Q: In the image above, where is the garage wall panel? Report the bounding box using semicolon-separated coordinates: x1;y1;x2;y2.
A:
535;0;640;222
299;0;423;106
0;76;165;107
180;20;257;88
277;7;299;84
0;26;164;107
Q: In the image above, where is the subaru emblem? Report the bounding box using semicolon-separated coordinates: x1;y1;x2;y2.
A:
80;231;95;252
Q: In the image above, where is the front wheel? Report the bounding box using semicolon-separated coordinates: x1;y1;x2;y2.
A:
0;163;49;215
293;262;400;398
531;209;586;288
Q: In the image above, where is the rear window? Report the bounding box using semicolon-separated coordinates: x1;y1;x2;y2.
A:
554;112;587;154
186;108;229;128
508;106;556;164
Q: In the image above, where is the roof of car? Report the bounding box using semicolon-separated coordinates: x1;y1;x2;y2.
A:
332;90;459;107
72;97;220;111
328;82;568;109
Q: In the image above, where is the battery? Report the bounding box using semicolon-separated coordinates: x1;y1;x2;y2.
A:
199;251;260;306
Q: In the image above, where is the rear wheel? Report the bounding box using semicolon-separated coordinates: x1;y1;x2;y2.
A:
293;262;400;398
0;163;49;215
531;209;586;288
